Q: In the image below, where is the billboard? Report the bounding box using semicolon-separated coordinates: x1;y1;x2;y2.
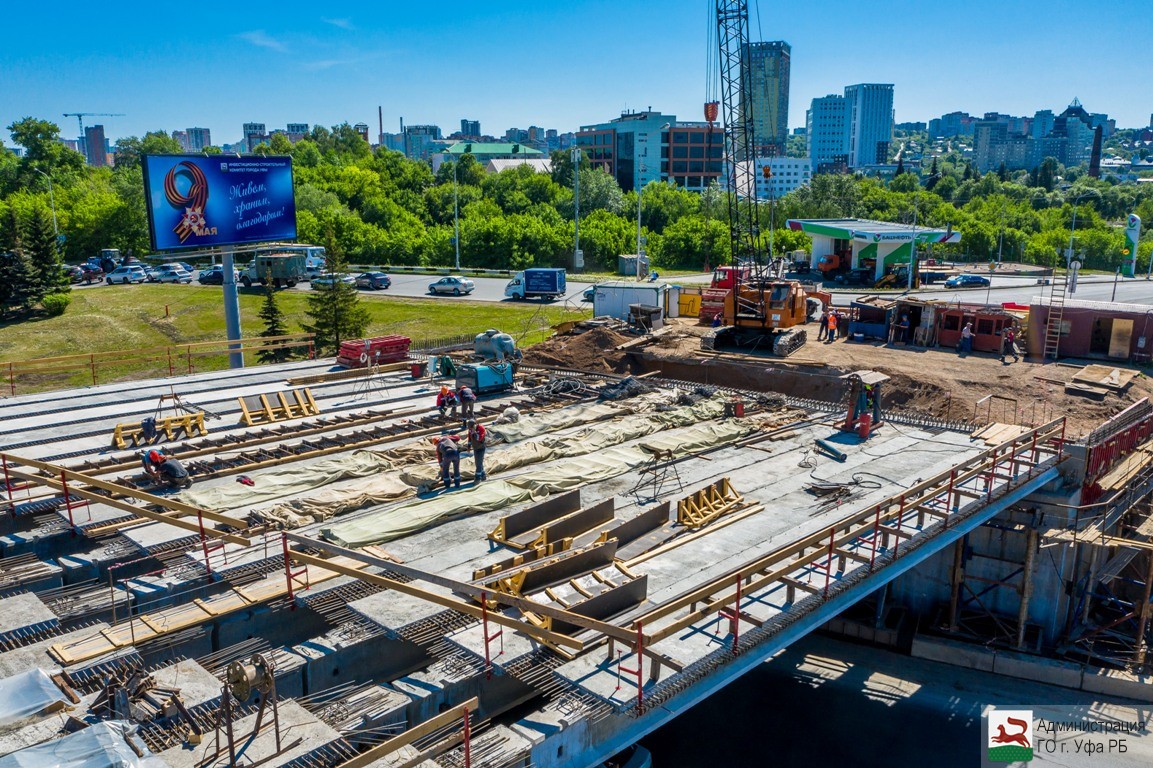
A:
142;154;297;251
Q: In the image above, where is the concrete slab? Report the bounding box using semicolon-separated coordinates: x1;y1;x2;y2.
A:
151;659;225;708
0;623;110;678
158;699;340;768
0;593;56;635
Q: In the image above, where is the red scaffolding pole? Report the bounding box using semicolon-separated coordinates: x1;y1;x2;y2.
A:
480;591;503;680
281;534;309;608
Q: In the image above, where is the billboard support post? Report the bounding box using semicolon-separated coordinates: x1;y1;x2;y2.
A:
222;251;243;368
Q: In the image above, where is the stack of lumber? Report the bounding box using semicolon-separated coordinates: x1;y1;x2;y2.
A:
1096;444;1153;494
1064;364;1139;400
971;422;1032;446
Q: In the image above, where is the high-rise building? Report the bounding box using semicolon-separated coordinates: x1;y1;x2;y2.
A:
401;124;443;160
172;130;190;151
242;123;268;152
353;123;370;143
285;123;309;142
186;127;212;151
576;110;721;192
741;41;790;157
928;111;975;139
806;94;848;171
844;83;894;167
460;119;480;137
84;125;109;167
1031;110;1055;140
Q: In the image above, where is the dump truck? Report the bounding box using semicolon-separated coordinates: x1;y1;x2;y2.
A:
240;253;307;288
504;268;567;300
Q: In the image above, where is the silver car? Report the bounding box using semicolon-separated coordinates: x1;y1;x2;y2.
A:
105;265;149;284
428;276;476;296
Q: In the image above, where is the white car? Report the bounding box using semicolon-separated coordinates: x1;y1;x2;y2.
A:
153;265;193;284
310;273;356;289
105;265;149;284
428;276;476;295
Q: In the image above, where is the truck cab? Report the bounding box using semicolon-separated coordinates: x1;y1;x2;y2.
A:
710;265;751;290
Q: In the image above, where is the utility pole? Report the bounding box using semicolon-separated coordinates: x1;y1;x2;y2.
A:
996;199;1005;265
33;169;59;239
453;160;461;271
908;189;919;291
572;147;581;271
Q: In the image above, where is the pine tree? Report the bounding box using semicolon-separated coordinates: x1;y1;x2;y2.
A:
963;163;973;181
0;207;35;314
895;156;905;176
929;157;938;176
303;230;370;354
257;275;290;364
997;161;1008;182
22;204;67;304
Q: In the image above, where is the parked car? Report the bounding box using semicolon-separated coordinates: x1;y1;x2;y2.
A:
944;274;991;288
354;271;392;290
176;262;194;273
80;264;105;284
582;285;597;302
835;268;874;286
197;265;239;285
106;265;149;284
62;265;85;284
153;265;193;284
428;276;475;296
143;266;160;282
310;273;356;288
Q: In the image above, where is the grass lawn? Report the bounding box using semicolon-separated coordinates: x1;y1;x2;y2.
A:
0;284;588;393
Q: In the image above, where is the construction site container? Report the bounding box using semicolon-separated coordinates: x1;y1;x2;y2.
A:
591;281;669;322
665;285;681;318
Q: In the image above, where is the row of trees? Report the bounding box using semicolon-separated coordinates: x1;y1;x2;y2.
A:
3;117;1153;308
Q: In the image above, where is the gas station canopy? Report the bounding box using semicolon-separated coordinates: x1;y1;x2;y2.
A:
787;218;963;282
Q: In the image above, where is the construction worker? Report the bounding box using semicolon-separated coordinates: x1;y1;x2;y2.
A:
896;312;910;344
435;434;461;489
825;310;838;343
141;449;192;489
960;322;974;354
1001;325;1020;363
436;386;458;419
467;419;487;481
817;310;829;341
458;385;477;420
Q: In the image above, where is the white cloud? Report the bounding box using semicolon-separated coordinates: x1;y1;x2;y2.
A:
237;30;288;52
322;18;354;30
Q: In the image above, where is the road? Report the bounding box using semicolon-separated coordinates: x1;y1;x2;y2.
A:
78;269;1153;309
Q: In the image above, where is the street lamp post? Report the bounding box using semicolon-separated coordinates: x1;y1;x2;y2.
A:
34;168;59;240
571;147;581;271
453;160;461;271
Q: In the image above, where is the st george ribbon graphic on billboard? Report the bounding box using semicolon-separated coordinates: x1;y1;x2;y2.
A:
142;155;297;251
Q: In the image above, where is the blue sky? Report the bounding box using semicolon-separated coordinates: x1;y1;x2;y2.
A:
1;0;1147;147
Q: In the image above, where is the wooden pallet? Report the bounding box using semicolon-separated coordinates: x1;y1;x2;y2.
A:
112;412;208;449
1071;365;1137;392
676;477;742;529
237;388;320;426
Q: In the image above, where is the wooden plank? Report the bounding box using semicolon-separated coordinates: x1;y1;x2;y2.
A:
2;466;250;546
539;499;616;546
597;502;669;548
1109;319;1134;360
492;489;582;543
550;576;648;636
287;550;588;650
337;697;479;768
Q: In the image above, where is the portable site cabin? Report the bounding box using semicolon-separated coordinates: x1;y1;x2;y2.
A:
848;296;896;341
590;281;670;322
1028;296;1153;363
937;306;1018;352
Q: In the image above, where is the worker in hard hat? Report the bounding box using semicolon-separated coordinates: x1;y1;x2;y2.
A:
141;449;192;489
436;385;459;419
457;385;477;421
435;434;462;489
467;420;487;481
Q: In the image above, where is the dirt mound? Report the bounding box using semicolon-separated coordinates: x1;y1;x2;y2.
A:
522;327;632;373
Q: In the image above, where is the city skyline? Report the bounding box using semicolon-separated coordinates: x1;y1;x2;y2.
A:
2;0;1149;149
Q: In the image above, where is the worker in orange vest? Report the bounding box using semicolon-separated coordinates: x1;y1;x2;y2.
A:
825;310;838;343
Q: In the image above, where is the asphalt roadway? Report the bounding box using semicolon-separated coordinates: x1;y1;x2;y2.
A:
77;268;1153;308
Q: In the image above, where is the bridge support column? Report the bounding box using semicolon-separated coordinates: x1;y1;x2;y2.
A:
1016;527;1038;650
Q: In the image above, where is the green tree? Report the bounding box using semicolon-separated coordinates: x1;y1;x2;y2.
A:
22;204;67;303
110;131;183;171
0;203;34;313
303;230;370;353
257;276;291;363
